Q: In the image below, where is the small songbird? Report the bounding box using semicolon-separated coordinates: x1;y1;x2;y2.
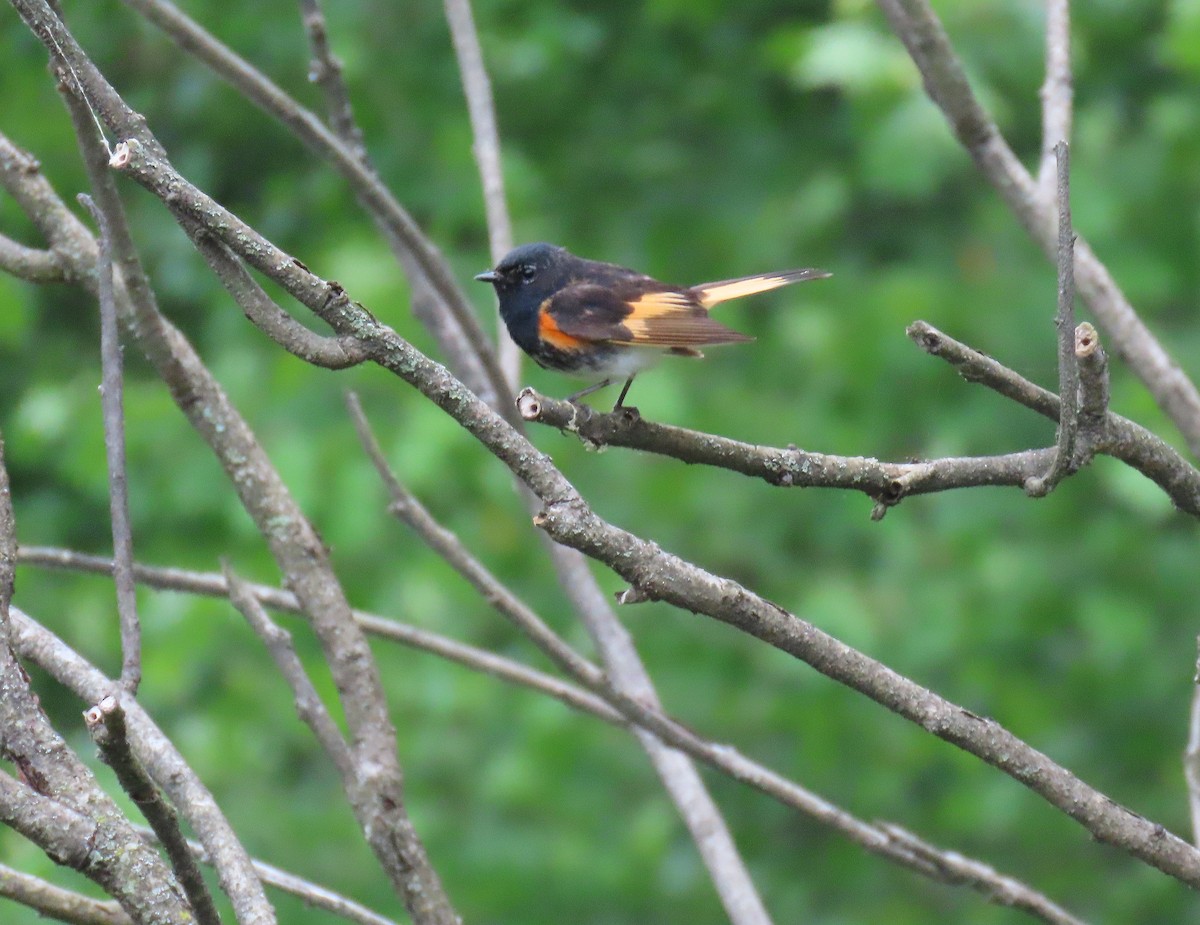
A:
476;242;829;409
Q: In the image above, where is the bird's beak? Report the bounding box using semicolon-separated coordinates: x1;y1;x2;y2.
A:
474;270;498;283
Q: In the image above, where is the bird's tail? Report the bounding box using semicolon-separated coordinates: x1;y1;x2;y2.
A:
690;268;830;309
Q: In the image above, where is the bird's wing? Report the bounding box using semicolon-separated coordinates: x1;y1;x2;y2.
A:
689;268;831;308
544;282;752;348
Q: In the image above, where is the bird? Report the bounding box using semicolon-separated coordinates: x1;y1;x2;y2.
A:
475;242;830;409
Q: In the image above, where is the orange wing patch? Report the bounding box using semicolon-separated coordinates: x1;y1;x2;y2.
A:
538;302;587;349
626;289;695;316
623;290;701;340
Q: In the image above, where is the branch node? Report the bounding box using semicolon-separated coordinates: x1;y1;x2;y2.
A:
1023;476;1050;498
517;387;542;421
614;586;653;605
109;141;131;169
1075;321;1099;358
906;321;943;354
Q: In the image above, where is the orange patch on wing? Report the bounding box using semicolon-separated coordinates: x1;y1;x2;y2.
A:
626;290;695;318
538;306;586;350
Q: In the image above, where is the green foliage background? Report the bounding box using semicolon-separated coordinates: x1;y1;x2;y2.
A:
3;0;1200;922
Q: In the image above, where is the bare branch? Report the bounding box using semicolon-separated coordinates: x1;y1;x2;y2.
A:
84;695;221;925
148;828;402;925
115;0;515;418
0;771;96;869
341;405;1087;923
909;322;1200;515
18;5;770;906
43;31;456;918
296;0;367;162
0;233;65;281
0;862;131;925
442;0;522;389
443;0;513;267
77;194;141;694
10;605;275;924
19;543;624;726
1024;141;1077;497
0;140;272;920
876;0;1200;458
4;0;1165;906
0;647;195;922
345;392;602;683
351;392;772;924
0;135;94;261
1188;639;1200;847
0;434;15;639
222;562;356;781
1039;0;1073;197
531;491;1200;886
293;0;503;400
18;547;1088;923
518;387;1059;513
876;825;1085;925
0;446;194;923
9;64;351;925
182;220;368;369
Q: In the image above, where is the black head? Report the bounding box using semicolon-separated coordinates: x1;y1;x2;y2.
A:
474;242;572;301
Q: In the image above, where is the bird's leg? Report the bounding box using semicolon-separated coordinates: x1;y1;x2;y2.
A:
613;376;636;410
566;378;613;403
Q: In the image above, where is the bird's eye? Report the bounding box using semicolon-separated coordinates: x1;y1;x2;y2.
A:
520;264;537;282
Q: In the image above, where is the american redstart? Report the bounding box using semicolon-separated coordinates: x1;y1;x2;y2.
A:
476;242;829;408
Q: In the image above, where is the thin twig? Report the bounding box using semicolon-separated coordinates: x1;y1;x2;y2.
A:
174;831;400;925
222;562;356;781
877;825;1085;925
442;0;521;389
296;0;367;162
84;695;222;925
1024;141;1077;497
138;826;402;925
0;435;15;640
1038;0;1072;198
77;194;140;694
1188;639;1200;848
